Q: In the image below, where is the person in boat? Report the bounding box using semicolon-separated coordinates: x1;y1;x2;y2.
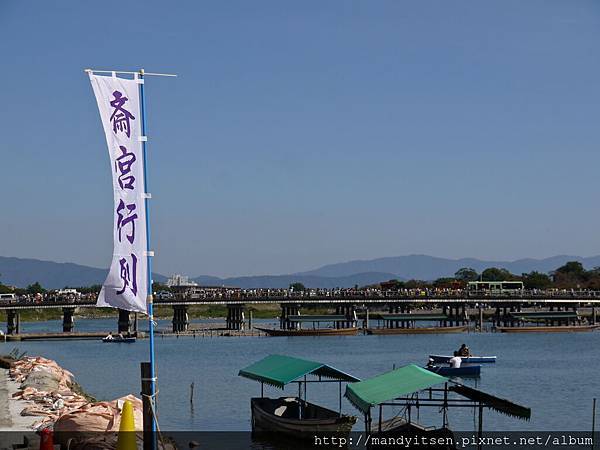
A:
426;358;436;369
449;351;462;368
105;332;113;341
458;344;470;357
118;332;124;340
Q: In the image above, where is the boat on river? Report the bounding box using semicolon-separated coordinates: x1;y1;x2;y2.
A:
426;364;481;378
366;313;468;335
239;354;359;437
429;354;496;364
250;397;356;434
497;325;599;333
102;336;136;343
254;326;359;336
366;325;467;335
344;364;531;449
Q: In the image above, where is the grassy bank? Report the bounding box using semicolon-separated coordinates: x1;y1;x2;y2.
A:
0;304;338;322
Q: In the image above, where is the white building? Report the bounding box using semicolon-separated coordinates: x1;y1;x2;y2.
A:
166;274;198;287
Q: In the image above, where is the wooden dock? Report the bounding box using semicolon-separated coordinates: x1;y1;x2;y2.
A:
157;328;267;338
4;332;119;341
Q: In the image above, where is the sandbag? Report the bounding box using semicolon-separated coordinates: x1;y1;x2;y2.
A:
54;394;143;433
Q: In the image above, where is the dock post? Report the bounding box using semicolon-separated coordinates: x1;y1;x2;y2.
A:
365;308;370;329
593;307;597;325
6;310;19;335
62;307;75;333
248;309;253;329
478;304;483;332
140;362;154;450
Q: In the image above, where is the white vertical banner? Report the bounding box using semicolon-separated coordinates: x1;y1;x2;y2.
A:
89;73;148;313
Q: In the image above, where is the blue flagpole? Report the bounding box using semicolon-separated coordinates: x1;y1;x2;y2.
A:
138;68;158;450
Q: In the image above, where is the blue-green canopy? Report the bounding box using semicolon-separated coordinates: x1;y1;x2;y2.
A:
345;364;447;414
239;354;359;389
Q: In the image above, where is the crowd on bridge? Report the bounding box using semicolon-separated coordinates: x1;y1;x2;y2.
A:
177;286;600;301
2;292;97;305
3;287;600;306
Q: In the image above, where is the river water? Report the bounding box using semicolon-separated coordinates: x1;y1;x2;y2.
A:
1;318;598;434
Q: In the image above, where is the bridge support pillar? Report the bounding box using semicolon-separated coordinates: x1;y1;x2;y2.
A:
118;309;133;333
62;307;75;333
226;304;245;331
279;304;300;330
388;305;399;329
172;305;189;333
7;310;20;335
336;304;356;329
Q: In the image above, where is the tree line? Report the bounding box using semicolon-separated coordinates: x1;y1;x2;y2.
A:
1;261;600;294
381;261;600;290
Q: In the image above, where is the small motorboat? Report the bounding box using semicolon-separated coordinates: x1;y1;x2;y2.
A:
426;364;481;377
102;336;136;343
429;354;496;364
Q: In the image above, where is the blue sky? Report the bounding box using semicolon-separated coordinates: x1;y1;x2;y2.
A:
1;1;600;277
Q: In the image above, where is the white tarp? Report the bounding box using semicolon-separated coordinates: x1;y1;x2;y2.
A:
89;73;148;313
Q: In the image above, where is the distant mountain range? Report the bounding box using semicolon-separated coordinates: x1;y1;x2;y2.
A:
2;254;600;290
297;254;600;281
0;257;167;290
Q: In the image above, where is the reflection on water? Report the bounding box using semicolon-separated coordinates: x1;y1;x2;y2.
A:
1;318;599;433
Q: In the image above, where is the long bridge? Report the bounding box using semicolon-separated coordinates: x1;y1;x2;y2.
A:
1;288;600;335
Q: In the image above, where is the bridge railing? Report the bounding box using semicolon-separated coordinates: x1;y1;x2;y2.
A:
2;289;600;307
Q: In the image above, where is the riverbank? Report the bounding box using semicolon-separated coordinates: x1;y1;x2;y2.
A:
0;354;152;449
2;305;597;324
0;304;336;323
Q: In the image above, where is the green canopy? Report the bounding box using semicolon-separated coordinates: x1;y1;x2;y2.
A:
450;384;531;421
345;364;447;414
238;354;359;389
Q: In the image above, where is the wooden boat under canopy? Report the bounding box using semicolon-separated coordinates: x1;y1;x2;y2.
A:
344;364;531;448
498;311;599;332
367;314;467;335
238;354;359;437
497;325;599;333
256;314;359;336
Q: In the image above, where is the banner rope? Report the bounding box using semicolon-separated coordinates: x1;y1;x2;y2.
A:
142;390;167;449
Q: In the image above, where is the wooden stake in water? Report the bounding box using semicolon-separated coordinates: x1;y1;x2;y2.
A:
190;382;195;405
